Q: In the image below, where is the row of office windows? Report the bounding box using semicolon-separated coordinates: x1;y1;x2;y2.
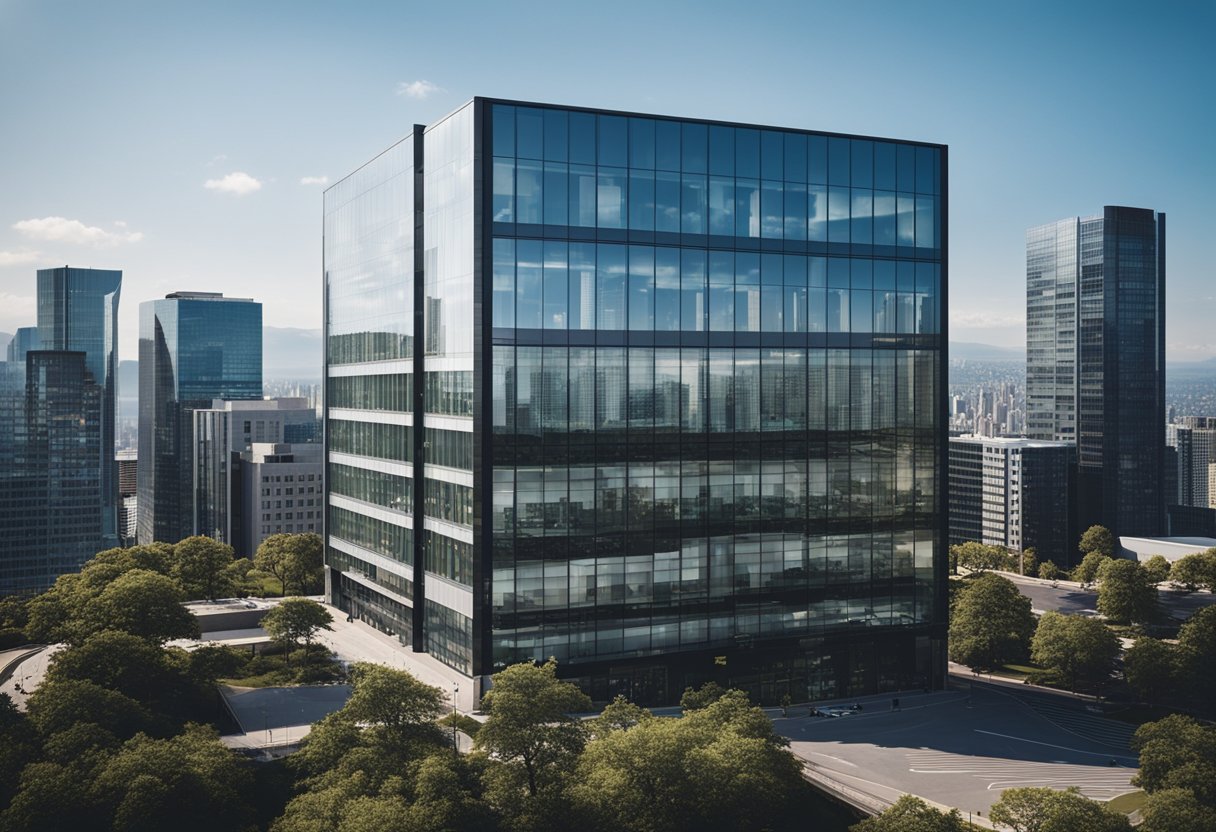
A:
330;555;414;604
491;346;938;439
491;105;940;194
493;161;938;247
423;478;473;527
424;370;473;417
328;373;411;412
328;463;412;514
329;419;411;463
424;602;473;675
423;530;473;586
328;505;411;565
489;460;937;555
327;331;413;366
492;240;938;334
424;428;473;471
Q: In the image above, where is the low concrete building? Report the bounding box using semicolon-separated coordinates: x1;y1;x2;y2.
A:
1119;536;1216;563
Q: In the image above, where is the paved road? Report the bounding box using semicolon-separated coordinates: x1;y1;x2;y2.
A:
0;646;58;709
1001;572;1215;620
776;683;1139;817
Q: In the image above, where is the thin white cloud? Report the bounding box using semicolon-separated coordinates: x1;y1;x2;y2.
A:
204;171;263;196
207;154;229;167
300;176;329;186
13;216;143;246
950;310;1025;328
0;250;42;267
396;80;441;99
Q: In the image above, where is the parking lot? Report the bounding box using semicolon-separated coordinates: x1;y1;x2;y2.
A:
775;681;1139;817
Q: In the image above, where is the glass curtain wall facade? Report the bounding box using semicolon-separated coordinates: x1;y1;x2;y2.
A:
325;98;948;704
36;267;122;546
137;294;262;545
1026;208;1165;543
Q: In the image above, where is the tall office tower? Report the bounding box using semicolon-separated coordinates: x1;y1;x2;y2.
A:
116;450;138;546
36;267;122;546
325;99;947;703
137;292;262;546
1167;417;1216;508
241;442;323;553
192;397;318;554
6;326;40;363
948;436;1076;564
1026;207;1165;539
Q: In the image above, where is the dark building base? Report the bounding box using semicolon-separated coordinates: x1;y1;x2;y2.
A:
549;627;946;707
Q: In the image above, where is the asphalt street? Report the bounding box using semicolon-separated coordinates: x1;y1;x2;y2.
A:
1000;572;1215;620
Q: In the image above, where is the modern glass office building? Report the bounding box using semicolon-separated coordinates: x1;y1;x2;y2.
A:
1026;208;1165;542
325;98;947;704
137;292;262;545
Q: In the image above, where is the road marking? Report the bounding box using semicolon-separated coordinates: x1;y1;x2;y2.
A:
806;752;858;767
974;729;1135;761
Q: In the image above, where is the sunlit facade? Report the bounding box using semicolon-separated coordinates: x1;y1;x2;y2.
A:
325;99;948;703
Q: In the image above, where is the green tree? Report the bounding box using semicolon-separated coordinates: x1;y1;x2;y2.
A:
255;533;324;596
1122;637;1176;704
1132;714;1216;806
679;680;728;711
1138;788;1216;832
1096;559;1158;624
91;724;257;832
851;795;967;832
571;689;806;832
1176;605;1216;706
171;536;236;601
948;572;1035;670
1038;561;1061;581
594;695;653;735
951;541;1013;573
0;693;39;808
1142;555;1171;585
989;786;1130;832
78;569;199;644
26;678;160;740
1079;524;1115;558
1030;611;1119;693
1170;550;1216;592
340;662;448;755
1072;551;1110;586
476;659;593;798
262;598;333;666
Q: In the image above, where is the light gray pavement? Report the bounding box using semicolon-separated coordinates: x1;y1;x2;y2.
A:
774;683;1139;819
997;571;1215;620
0;645;58;709
221;683;352;733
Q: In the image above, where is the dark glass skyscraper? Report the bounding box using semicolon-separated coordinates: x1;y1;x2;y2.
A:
137;292;262;545
325;99;947;703
36;266;122;544
1026;207;1165;543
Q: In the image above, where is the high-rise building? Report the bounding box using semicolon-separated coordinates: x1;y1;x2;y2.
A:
116;450;138;546
1166;417;1216;509
36;267;122;545
1026;207;1165;538
137;292;262;546
5;326;40;363
192;397;319;554
948;436;1076;565
324;99;947;703
241;442;323;553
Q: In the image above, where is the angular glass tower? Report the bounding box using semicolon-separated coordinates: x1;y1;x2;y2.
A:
36;266;122;545
1026;207;1165;544
137;292;262;545
325;99;947;703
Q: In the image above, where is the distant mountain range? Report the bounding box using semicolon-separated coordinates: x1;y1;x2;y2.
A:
949;341;1024;362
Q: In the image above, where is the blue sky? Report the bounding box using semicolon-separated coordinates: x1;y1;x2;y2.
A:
1;0;1212;360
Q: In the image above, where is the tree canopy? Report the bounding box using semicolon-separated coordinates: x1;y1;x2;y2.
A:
1072;551;1110;587
1030;612;1119;692
254;533;325;596
989;786;1130;832
851;795;968;832
1096;559;1158;624
950;541;1013;573
1142;555;1171;585
948;572;1035;670
1169;550;1216;592
1176;605;1216;705
1132;715;1216;806
1122;637;1176;704
1138;788;1216;832
262;598;333;666
1079;525;1115;558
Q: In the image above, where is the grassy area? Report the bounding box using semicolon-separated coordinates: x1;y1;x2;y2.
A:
437;712;482;738
218;645;344;688
1106;790;1147;814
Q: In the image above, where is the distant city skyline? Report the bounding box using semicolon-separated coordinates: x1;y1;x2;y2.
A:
0;1;1213;360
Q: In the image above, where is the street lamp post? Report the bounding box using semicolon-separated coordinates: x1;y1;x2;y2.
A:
451;682;460;756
